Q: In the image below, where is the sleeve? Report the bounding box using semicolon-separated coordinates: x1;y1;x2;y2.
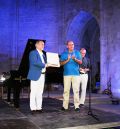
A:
29;51;45;68
76;51;82;60
60;52;67;61
87;58;91;69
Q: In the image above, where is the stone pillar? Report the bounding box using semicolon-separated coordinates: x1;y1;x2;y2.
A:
100;0;120;98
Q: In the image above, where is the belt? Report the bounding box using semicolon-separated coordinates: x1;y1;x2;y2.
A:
41;72;45;74
80;72;87;74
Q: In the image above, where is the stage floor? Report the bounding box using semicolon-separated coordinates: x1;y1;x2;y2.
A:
0;92;120;129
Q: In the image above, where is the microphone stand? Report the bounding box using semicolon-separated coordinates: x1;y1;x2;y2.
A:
87;69;100;121
87;26;100;121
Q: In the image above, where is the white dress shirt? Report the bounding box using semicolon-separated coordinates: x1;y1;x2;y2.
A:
37;49;46;73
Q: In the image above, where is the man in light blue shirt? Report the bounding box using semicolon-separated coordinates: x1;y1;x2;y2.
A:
60;41;82;112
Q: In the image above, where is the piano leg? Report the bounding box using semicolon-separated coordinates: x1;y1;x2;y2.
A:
7;87;12;102
4;79;12;103
13;82;21;108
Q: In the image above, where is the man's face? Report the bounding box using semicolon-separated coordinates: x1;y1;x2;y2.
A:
67;41;74;51
36;41;44;51
80;50;86;58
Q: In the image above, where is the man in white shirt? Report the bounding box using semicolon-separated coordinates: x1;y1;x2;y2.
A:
79;48;90;107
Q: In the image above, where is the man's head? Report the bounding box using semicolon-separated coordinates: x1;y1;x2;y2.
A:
35;40;45;51
66;41;74;52
80;48;86;58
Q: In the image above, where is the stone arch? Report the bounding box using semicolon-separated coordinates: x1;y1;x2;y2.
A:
66;11;93;46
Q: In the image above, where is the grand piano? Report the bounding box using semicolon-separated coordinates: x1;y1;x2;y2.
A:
3;39;63;108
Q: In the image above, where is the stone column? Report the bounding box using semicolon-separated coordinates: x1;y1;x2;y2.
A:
100;0;120;98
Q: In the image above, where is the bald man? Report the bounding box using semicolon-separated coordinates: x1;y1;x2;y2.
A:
60;41;82;112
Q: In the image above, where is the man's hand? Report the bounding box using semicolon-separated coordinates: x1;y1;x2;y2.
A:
84;68;89;72
72;55;82;64
80;68;89;73
72;55;76;60
60;54;71;66
68;54;71;61
45;64;49;67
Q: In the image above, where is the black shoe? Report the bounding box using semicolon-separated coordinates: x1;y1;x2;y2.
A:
31;110;36;114
79;104;84;107
75;108;80;112
61;107;68;111
36;110;44;113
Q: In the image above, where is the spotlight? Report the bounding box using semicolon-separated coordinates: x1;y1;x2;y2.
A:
0;75;6;82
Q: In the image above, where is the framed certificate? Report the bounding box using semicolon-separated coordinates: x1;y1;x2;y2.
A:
46;52;60;67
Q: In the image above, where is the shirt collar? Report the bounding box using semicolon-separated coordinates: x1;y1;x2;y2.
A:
36;49;43;55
